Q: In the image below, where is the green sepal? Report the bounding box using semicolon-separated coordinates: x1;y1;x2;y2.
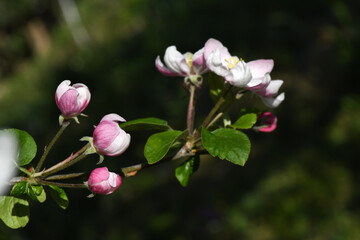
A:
120;118;171;131
48;185;69;210
0;196;30;229
175;155;200;187
201;127;251;166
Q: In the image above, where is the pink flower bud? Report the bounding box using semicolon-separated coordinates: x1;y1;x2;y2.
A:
88;167;121;195
254;112;278;132
93;114;131;156
55;80;91;118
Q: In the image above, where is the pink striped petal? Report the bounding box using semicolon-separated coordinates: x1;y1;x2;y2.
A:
101;113;126;123
155;56;181;77
247;59;274;79
57;89;80;117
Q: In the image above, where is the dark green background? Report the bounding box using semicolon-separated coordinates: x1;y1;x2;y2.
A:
1;0;360;239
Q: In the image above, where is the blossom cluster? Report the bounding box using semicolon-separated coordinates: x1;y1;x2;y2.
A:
55;80;131;195
156;38;284;109
51;38;284;195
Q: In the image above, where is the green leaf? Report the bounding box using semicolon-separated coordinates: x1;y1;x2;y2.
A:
1;129;37;166
144;130;186;164
120;118;171;131
0;196;30;229
27;185;46;203
175;155;200;187
48;185;69;210
201;128;251;166
10;182;28;197
208;72;234;105
230;113;257;129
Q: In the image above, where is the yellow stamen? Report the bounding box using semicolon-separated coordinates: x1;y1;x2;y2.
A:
225;57;240;69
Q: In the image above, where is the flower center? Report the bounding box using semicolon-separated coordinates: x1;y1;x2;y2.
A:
225;57;240;69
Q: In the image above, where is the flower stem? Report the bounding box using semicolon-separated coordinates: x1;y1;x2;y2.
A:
9;176;87;188
35;121;71;172
187;85;196;135
201;86;232;128
207;112;223;128
121;150;206;177
44;172;87;181
40;143;91;177
36;179;87;188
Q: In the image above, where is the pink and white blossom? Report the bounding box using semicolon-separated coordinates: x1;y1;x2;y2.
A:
155;46;208;78
254;112;277;132
93;113;131;156
245;59;285;108
88;167;121;195
204;38;252;87
246;59;274;89
55;80;91;118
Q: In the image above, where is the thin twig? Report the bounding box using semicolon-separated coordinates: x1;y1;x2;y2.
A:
35;121;70;172
41;143;91;177
187;85;196;135
44;172;87;181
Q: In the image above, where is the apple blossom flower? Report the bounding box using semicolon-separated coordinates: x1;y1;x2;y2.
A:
245;59;285;108
55;80;91;119
204;38;252;87
254;112;278;132
93;113;131;157
155;46;208;85
87;167;121;195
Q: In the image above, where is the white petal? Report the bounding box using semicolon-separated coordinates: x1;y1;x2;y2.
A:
108;172;118;188
104;132;131;156
247;59;274;79
261;92;285;108
206;49;229;77
55;80;71;101
75;85;91;108
225;62;252;87
164;46;189;75
256;80;283;97
101;113;126;123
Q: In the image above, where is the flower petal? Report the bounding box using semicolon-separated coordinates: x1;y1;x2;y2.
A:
101;113;126;123
88;167;110;185
164;46;189;75
225;61;252;87
155;56;181;77
260;92;285;108
192;48;208;74
103;131;131;156
57;89;81;117
73;84;91;112
247;73;272;89
93;121;120;151
55;80;71;102
256;80;283;97
247;59;274;79
206;48;229;77
204;38;231;61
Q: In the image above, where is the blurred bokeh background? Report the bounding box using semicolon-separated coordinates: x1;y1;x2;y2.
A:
1;0;360;239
